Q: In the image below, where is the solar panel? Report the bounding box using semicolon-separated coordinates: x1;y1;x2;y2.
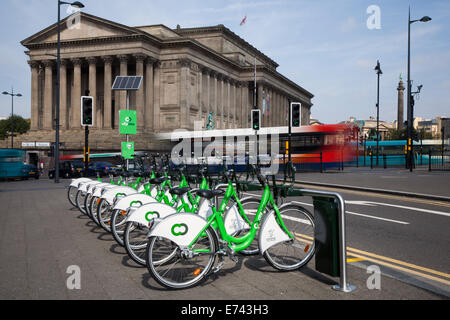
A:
112;76;143;90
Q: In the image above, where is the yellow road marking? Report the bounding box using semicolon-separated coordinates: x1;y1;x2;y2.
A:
347;247;450;280
294;232;450;284
347;251;450;286
347;258;365;263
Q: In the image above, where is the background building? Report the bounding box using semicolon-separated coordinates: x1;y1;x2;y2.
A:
2;12;314;163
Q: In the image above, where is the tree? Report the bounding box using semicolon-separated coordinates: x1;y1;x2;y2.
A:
0;115;30;140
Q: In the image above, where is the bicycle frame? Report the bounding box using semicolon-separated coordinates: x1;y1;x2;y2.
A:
188;184;294;253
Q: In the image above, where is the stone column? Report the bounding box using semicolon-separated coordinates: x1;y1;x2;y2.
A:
225;78;230;128
216;74;223;129
241;83;248;128
219;74;226;129
212;72;218;127
153;61;161;132
43;60;54;130
397;80;405;130
145;57;155;131
102;56;113;129
179;58;191;129
117;54;128;111
59;59;68;130
235;81;239;128
134;54;146;130
257;82;263;127
28;60;40;130
205;68;210;122
197;67;203;124
87;57;98;127
71;58;82;129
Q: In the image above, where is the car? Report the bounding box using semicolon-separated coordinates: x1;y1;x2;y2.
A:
88;161;116;177
48;160;85;179
26;163;40;179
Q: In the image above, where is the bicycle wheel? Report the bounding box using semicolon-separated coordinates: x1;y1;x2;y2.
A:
89;196;101;226
84;193;94;219
262;203;315;271
227;197;268;256
67;186;78;207
124;222;149;266
97;199;113;232
75;190;87;215
110;209;128;246
146;226;217;289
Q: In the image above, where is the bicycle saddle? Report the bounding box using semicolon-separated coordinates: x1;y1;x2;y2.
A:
169;187;190;196
149;176;169;185
196;189;225;200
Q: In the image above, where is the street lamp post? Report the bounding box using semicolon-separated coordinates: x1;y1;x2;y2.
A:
407;7;431;172
2;88;22;149
54;1;84;183
374;60;382;166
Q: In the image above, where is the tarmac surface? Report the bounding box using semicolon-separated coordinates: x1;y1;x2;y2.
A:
0;172;448;300
294;166;450;199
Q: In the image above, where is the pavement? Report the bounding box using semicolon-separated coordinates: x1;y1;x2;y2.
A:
294;167;450;200
0;177;448;300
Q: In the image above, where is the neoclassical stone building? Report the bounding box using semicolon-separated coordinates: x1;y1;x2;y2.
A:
17;12;313;154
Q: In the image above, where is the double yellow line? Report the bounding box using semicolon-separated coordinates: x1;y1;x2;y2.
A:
294;233;450;286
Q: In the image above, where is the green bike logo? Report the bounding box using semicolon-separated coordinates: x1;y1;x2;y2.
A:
145;211;160;221
171;223;188;236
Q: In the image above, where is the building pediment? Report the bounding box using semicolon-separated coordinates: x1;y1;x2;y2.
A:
21;12;140;47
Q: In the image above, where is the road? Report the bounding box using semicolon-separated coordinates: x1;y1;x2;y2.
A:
283;183;450;297
0;178;448;300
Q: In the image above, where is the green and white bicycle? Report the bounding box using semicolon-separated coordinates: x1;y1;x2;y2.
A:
145;163;316;289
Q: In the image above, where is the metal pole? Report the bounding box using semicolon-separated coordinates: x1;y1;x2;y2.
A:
126;91;130;171
376;69;380;167
55;0;61;183
84;126;89;177
10;88;13;148
288;101;292;162
442;127;445;166
363;135;366;166
407;7;413;172
298;189;355;293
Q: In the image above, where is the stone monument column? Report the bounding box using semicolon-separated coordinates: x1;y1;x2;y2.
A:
71;58;82;129
43;60;54;130
28;60;40;130
145;57;155;131
134;54;146;130
117;54;128;112
153;61;161;132
397;79;405;130
102;56;114;129
87;57;98;127
59;59;68;130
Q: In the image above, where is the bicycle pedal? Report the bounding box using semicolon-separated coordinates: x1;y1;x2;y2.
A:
229;254;239;264
213;256;225;273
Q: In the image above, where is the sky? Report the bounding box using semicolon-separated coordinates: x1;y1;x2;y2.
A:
0;0;449;124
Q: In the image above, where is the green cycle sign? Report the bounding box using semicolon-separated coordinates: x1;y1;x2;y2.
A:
119;110;137;135
121;141;135;159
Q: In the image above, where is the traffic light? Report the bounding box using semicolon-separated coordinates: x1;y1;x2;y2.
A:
291;102;301;127
81;96;94;126
251;109;260;131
